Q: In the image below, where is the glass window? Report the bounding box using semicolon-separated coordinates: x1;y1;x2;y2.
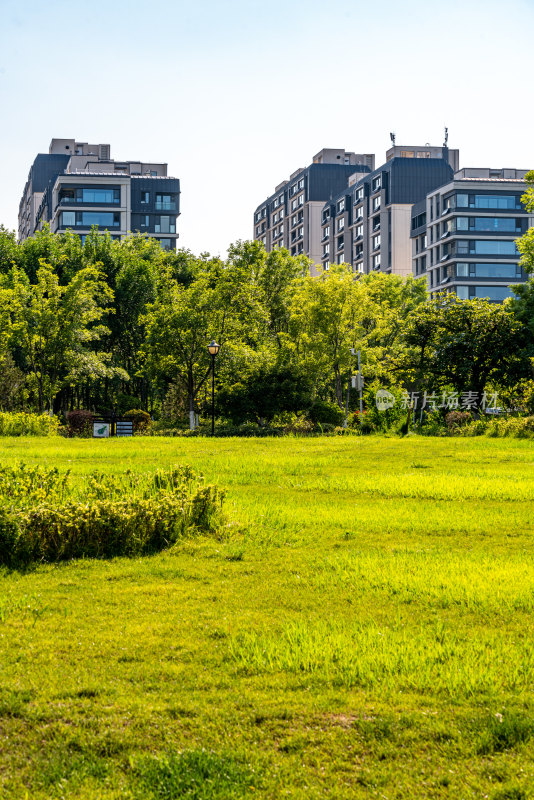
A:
337;198;345;213
400;150;415;158
472;263;521;278
474;286;514;301
356;224;363;237
337;218;345;231
373;234;381;250
80;211;119;227
456;263;469;277
474;195;519;209
141;215;149;227
456;286;469;299
471;217;520;233
154;216;176;234
140;192;149;204
78;187;120;204
456;194;469;208
373;196;381;211
61;211;76;226
159;239;172;250
155;193;177;211
473;240;519;255
372;176;381;192
456;217;469;231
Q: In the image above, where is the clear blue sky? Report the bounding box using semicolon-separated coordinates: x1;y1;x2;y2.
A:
1;0;533;255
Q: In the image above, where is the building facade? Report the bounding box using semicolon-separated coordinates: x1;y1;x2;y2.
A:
252;149;375;274
319;144;458;276
19;139;180;250
411;168;533;301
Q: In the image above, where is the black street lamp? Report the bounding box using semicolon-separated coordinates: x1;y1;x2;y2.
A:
207;340;220;435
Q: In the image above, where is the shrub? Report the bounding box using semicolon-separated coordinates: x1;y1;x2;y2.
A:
66;410;95;437
0;412;59;437
0;463;225;568
123;409;152;433
445;411;472;433
308;400;345;427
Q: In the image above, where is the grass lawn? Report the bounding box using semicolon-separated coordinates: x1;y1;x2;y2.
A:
1;435;534;799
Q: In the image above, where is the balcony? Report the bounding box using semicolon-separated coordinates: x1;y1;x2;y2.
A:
155;201;177;211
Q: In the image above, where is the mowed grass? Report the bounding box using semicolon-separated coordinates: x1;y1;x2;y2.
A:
1;435;534;799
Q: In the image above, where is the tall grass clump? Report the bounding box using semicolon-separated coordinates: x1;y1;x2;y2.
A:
0;463;225;568
0;412;59;437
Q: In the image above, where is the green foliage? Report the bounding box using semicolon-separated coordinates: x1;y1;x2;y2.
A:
0;463;225;567
123;408;152;432
0;412;59;436
131;749;260;799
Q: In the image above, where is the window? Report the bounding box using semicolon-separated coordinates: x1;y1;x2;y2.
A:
323;245;330;256
400;150;415;158
64;211;120;227
159;239;172;251
255;226;261;237
298;178;304;189
372;234;381;250
337;236;344;251
291;214;297;227
355;187;364;202
141;215;149;227
274;198;279;209
456;262;521;279
473;286;514;302
155;194;177;211
279;209;284;219
61;211;76;226
61;187;120;204
338;254;345;264
141;192;150;204
455;193;521;210
291;199;297;211
298;194;304;206
297;226;303;239
323;226;330;239
154;216;176;234
372;176;381;192
456;240;519;256
417;151;431;158
373;254;381;269
337;198;345;214
372;196;381;211
355;224;363;238
337;218;345;231
456;286;469;299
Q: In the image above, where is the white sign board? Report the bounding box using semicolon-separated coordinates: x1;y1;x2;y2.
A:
93;422;110;438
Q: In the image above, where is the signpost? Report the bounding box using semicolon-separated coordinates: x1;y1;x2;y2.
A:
116;421;134;438
93;421;110;438
92;419;133;438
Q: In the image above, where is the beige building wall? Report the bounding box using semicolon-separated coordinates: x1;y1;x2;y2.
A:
306;201;325;275
389;204;414;277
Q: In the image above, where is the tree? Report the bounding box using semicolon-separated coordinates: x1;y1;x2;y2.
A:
12;261;123;412
142;252;267;429
395;292;525;403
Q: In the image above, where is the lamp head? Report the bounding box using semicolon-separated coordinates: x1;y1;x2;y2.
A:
208;340;220;356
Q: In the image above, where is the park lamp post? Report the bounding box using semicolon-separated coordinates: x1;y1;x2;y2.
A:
207;340;220;435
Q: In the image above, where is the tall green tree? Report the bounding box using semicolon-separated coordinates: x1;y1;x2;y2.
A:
12;261;123;412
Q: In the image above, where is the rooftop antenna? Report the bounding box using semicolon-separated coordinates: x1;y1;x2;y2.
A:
390;132;396;146
443;127;449;147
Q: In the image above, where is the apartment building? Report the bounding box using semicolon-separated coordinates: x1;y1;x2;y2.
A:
411;168;533;301
252;149;375;274
19;138;180;250
320;144;458;276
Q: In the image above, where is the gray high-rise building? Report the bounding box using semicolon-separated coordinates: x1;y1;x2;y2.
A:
320;144;459;276
411;167;533;302
253;149;375;275
18;138;180;250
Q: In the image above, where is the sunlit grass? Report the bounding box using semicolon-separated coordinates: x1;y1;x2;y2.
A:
1;435;534;798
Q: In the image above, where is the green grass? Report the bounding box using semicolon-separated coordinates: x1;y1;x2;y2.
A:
1;435;534;798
